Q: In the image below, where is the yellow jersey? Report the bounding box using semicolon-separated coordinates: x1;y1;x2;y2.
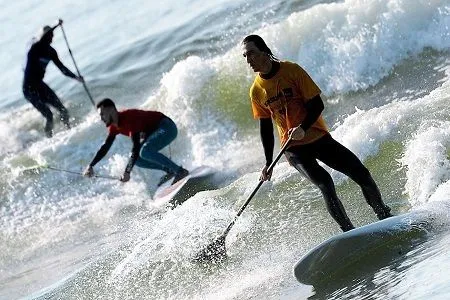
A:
250;61;329;147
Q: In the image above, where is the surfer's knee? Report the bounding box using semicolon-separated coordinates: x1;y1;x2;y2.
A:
139;144;157;158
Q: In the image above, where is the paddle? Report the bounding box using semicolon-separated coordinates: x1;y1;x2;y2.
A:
194;137;293;262
25;164;120;180
59;20;96;107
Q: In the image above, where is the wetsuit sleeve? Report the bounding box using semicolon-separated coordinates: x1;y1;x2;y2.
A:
124;132;141;174
300;94;324;131
89;134;116;167
50;48;77;79
260;118;274;166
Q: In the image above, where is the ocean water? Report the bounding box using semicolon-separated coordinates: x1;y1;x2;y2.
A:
1;0;450;299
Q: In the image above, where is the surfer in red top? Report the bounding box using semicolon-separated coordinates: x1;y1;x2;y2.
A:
84;98;188;185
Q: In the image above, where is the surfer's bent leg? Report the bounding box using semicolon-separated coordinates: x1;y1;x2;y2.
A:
314;134;392;220
136;117;188;181
23;82;54;137
42;82;70;129
286;145;355;232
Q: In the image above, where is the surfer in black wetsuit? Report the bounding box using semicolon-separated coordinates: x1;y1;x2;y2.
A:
23;19;83;137
243;35;392;232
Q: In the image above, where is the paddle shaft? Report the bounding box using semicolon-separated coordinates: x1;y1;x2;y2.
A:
59;24;95;107
44;165;119;180
220;137;293;238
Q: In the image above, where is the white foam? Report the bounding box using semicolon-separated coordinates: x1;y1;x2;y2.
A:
400;122;450;206
329;64;450;204
2;2;450;295
399;65;450;205
143;55;263;171
264;0;450;94
1;113;151;254
0;107;45;156
135;0;450;180
109;188;238;282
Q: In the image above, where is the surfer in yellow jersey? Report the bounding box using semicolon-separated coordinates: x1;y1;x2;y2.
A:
242;35;392;232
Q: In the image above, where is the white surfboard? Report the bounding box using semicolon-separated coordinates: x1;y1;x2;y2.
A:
153;166;215;207
293;210;432;286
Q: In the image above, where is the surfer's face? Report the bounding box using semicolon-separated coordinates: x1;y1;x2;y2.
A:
41;32;53;44
99;106;116;126
242;41;269;73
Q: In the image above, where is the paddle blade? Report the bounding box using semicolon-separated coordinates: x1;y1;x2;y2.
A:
193;236;227;263
19;165;44;175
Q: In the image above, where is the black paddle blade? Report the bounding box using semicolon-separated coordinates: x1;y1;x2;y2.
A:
193;236;227;263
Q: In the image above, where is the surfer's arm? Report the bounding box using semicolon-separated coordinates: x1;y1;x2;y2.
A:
84;134;115;177
260;118;274;166
300;94;324;131
89;134;116;167
259;118;274;181
121;132;141;182
50;48;82;81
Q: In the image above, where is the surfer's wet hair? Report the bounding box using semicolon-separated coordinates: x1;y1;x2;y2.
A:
242;34;279;61
96;98;116;109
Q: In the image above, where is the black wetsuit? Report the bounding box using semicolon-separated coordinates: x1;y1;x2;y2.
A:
260;62;392;232
23;39;76;137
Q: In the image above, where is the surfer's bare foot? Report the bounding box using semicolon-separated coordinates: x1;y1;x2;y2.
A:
341;223;355;232
376;205;393;220
377;210;393;220
172;168;189;184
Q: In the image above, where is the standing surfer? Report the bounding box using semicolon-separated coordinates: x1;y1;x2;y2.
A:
242;35;392;231
23;19;84;137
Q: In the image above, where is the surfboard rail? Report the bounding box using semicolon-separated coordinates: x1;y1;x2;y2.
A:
293;210;433;286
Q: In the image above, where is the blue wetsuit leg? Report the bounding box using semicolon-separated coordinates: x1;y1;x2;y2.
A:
135;117;182;174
